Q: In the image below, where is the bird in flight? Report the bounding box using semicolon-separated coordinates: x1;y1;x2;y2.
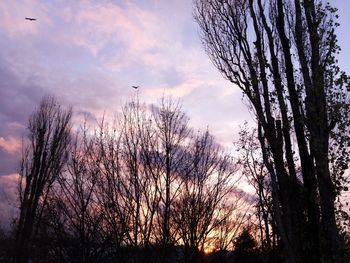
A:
25;17;37;21
132;86;139;89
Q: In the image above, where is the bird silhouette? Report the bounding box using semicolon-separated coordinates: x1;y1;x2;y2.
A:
25;17;37;21
132;86;139;89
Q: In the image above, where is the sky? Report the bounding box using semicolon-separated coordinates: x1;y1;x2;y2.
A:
0;0;349;229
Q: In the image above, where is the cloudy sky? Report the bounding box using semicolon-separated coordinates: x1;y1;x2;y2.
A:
0;0;349;228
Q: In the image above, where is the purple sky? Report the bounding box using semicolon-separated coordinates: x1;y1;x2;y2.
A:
0;0;252;176
0;0;349;227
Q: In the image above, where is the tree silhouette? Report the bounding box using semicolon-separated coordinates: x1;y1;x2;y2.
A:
16;96;72;263
194;0;350;262
11;96;261;262
173;130;239;261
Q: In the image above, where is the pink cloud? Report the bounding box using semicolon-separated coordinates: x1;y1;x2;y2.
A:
52;1;190;72
0;136;21;154
144;78;205;99
68;2;158;58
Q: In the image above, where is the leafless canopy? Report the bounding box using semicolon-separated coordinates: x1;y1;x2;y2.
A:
16;96;72;263
194;0;350;262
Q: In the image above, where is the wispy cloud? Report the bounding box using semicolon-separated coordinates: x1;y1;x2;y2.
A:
0;137;21;154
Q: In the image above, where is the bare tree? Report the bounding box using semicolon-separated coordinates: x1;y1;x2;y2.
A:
91;98;164;261
194;0;350;262
16;96;72;263
13;96;266;262
96;99;161;249
51;127;103;263
93;118;130;254
173;130;240;261
213;199;251;253
118;100;158;248
151;98;191;246
235;125;274;253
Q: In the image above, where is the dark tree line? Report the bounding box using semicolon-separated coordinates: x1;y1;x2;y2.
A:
10;96;250;263
194;0;350;262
